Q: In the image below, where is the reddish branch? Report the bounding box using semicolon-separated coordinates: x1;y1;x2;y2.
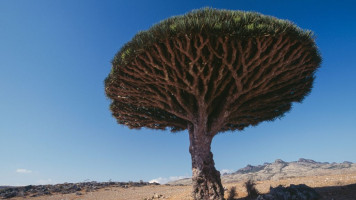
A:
106;33;319;134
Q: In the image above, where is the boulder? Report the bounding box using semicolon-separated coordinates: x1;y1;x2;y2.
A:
256;184;320;200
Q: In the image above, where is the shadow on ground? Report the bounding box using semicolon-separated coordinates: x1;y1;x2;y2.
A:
315;183;356;200
231;183;356;200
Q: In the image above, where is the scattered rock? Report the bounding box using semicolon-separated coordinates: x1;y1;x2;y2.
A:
0;181;156;199
256;184;320;200
3;191;17;199
143;193;166;200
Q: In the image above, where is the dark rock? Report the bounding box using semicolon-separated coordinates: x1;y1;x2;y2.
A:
3;191;18;199
0;180;155;199
263;162;271;165
274;159;286;164
23;185;34;192
0;188;19;199
298;158;317;164
343;161;352;165
235;164;266;174
256;184;320;200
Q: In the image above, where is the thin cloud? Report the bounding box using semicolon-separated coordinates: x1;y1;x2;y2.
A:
149;175;190;184
16;169;32;174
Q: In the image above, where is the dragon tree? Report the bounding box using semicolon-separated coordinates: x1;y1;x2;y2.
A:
105;8;321;200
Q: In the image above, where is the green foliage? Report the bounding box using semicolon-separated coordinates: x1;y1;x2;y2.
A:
213;23;222;30
246;23;255;30
120;48;131;63
111;7;317;71
169;24;177;31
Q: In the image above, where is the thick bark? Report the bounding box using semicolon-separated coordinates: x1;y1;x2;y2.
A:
189;125;224;200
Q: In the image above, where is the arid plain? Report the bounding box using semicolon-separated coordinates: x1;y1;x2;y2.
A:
8;173;356;200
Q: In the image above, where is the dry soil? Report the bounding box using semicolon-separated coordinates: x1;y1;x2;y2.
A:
10;172;356;200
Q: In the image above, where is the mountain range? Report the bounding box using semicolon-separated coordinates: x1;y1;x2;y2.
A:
168;158;356;185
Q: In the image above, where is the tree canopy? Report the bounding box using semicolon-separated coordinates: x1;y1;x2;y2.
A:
105;8;321;135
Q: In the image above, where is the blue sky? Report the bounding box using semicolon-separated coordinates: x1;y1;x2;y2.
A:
0;0;355;186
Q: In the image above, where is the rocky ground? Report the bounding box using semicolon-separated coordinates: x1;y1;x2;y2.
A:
2;159;356;199
0;181;159;199
2;173;356;200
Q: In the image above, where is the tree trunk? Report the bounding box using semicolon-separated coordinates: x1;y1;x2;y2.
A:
189;125;224;200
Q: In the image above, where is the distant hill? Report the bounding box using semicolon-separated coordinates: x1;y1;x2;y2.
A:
168;158;356;185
